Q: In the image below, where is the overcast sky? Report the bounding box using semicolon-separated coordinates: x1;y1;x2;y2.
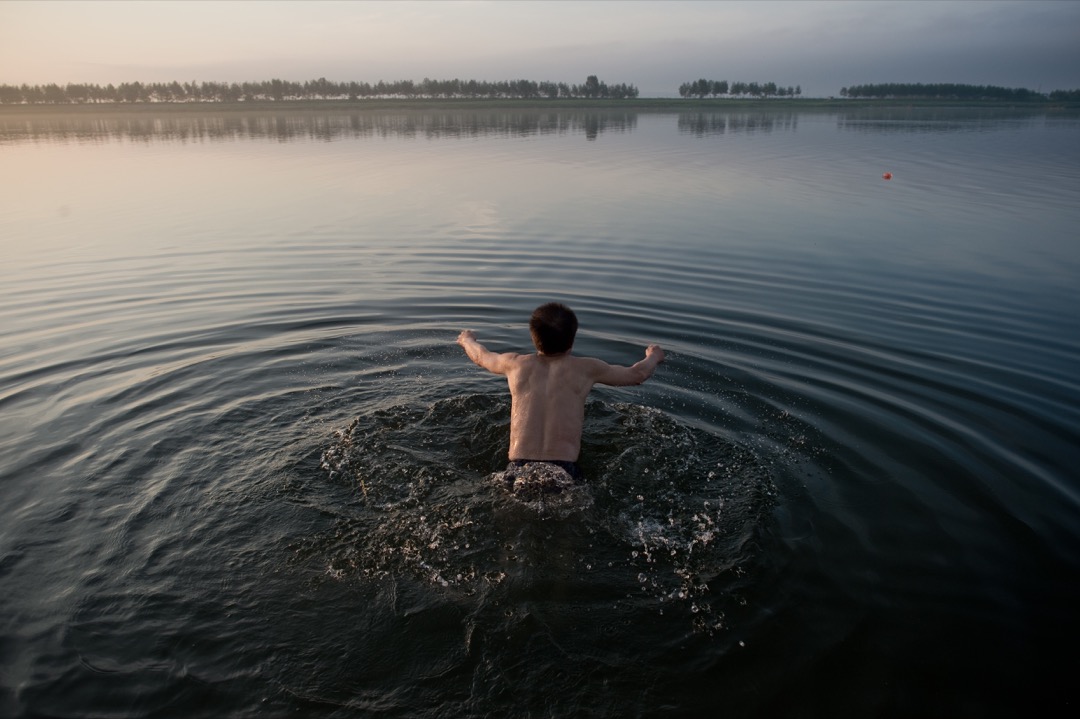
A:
2;0;1077;98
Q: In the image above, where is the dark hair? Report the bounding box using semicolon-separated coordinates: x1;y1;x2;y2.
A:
529;302;578;354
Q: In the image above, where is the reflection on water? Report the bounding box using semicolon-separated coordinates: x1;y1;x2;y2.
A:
678;111;800;136
830;104;1079;133
3;105;1071;146
0;108;639;144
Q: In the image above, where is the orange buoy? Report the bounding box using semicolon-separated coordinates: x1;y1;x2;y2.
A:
882;172;893;180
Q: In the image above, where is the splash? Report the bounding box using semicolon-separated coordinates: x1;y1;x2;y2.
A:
490;461;594;516
309;396;776;633
589;403;777;633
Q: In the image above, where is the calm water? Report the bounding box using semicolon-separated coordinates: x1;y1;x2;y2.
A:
2;105;1079;717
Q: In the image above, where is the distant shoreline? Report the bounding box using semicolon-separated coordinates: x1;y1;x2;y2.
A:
1;97;1076;115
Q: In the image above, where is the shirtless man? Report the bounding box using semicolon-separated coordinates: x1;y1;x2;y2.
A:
457;302;665;480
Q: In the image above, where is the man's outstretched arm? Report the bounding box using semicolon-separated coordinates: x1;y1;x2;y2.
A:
591;344;666;386
457;330;517;375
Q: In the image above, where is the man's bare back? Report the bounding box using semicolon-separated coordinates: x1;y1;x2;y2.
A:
457;304;664;465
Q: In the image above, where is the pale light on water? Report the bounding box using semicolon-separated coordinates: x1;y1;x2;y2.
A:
1;107;1079;717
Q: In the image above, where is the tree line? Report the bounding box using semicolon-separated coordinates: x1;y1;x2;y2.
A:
679;79;801;98
1048;88;1080;102
0;75;638;104
5;76;1075;105
839;83;1045;101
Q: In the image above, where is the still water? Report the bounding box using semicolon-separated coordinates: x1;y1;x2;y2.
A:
1;105;1079;717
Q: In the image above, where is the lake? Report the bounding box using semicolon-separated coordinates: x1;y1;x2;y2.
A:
2;104;1079;717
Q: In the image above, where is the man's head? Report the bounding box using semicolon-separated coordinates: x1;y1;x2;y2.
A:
529;302;578;355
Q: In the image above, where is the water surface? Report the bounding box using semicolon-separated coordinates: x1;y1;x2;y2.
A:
2;106;1079;717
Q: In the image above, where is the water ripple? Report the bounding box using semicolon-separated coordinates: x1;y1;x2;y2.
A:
2;107;1078;718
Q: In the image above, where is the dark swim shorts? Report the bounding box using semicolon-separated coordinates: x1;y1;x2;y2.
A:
507;459;584;482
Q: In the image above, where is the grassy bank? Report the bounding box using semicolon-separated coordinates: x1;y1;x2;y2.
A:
1;97;1075;116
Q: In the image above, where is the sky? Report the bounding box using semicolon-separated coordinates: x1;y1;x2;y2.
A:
1;0;1078;98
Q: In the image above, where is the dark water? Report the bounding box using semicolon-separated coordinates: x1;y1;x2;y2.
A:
2;106;1079;717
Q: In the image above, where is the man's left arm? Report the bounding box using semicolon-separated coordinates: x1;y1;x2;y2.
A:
590;344;665;386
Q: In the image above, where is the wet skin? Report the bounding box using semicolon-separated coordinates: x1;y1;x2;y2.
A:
457;330;664;462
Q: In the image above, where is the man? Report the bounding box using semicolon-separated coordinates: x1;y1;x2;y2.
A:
457;302;665;481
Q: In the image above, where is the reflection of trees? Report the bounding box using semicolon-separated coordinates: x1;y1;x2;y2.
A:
834;107;1055;133
0;110;639;144
677;112;798;137
7;108;1062;145
673;107;1060;138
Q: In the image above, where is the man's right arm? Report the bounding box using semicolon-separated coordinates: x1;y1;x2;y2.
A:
457;330;517;375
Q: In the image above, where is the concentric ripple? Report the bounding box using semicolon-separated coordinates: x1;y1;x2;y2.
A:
1;106;1078;717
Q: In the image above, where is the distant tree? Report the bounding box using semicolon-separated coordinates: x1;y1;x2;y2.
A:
23;84;44;103
840;82;1044;101
583;75;601;98
118;81;143;102
676;79;797;99
0;84;22;103
65;83;90;103
0;74;645;104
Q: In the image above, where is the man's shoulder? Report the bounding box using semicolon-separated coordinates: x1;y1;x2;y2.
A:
499;351;532;371
564;354;615;379
570;353;609;367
